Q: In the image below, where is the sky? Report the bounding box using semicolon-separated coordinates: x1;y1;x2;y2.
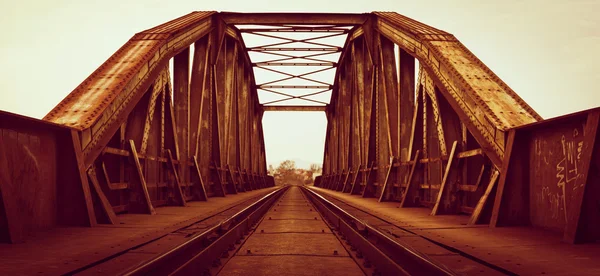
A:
1;0;599;169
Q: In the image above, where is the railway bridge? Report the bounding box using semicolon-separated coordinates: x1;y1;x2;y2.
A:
1;11;599;275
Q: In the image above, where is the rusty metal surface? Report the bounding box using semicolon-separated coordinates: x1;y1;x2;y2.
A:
239;232;349;256
218;186;364;275
493;107;600;243
0;188;277;275
221;12;367;25
312;186;600;275
303;186;454;275
374;11;541;167
0;111;92;243
44;11;215;130
44;39;161;128
257;219;332;233
527;116;586;231
11;11;273;248
120;187;286;276
218;256;364;276
375;11;540;130
140;11;216;36
266;209;322;220
374;12;454;41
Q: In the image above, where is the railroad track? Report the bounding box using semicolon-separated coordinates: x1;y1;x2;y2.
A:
68;188;286;275
109;185;464;275
301;187;455;276
307;188;517;276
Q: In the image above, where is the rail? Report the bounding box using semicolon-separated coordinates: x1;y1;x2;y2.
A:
121;186;289;276
301;186;457;276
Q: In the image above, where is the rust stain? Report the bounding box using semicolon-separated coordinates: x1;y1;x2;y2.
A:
376;11;541;131
43;11;216;130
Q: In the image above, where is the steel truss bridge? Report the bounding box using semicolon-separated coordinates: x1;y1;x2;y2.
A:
1;11;599;275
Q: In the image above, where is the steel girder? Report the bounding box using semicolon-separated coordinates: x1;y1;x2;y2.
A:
1;12;598;246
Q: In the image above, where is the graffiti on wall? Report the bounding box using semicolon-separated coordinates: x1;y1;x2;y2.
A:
533;125;585;230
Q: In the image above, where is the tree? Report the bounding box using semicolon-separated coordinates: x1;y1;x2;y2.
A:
270;160;323;185
268;164;275;175
306;163;322;182
276;160;296;182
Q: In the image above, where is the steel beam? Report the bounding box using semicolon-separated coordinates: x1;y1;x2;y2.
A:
262;105;327;112
174;46;190;187
221;12;367;25
253;62;335;66
249;47;340;52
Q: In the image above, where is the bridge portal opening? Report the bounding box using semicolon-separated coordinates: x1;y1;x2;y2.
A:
238;23;347;178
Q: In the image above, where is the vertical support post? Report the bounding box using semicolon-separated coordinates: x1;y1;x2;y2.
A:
174;47;190;190
190;36;211;158
490;130;517;227
424;84;447;156
380;36;400;159
72;130;97;226
140;69;167;154
398;48;415;162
